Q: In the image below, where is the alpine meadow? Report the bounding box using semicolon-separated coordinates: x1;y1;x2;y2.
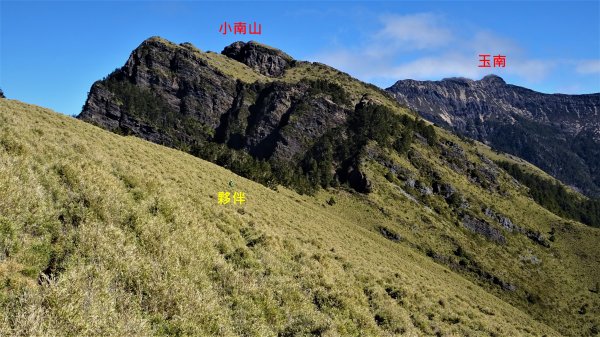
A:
0;37;599;337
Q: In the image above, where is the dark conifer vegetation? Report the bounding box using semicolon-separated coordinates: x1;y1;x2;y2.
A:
498;161;600;227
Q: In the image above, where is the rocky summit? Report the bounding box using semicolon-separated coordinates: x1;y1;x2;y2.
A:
78;37;381;192
387;75;600;197
221;41;294;77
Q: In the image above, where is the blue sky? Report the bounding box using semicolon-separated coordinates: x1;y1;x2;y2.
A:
1;1;599;116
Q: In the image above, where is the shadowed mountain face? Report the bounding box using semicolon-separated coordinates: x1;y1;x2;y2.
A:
387;75;600;197
79;37;305;158
78;37;379;192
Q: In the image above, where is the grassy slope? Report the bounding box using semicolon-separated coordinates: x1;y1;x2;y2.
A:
0;99;566;336
321;138;600;336
2;40;599;336
279;55;600;336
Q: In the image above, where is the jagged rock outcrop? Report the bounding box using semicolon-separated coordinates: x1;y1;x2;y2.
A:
222;41;293;77
79;37;238;140
461;214;506;244
78;37;372;191
387;75;600;197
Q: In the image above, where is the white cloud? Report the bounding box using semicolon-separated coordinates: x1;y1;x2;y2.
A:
508;59;556;82
363;54;554;83
576;60;600;74
468;31;522;56
387;53;485;79
375;13;453;50
310;12;561;85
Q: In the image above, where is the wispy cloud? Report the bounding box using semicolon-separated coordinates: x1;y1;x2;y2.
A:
309;13;565;86
576;60;600;74
386;53;483;79
374;13;453;50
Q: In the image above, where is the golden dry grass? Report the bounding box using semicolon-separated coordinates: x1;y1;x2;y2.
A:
0;99;584;336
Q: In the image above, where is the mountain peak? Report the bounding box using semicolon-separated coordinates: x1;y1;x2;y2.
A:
221;41;294;77
139;36;176;47
135;36;202;54
480;74;506;86
441;77;474;85
386;73;600;197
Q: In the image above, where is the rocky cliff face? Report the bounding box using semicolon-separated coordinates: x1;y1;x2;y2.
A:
79;37;236;140
222;41;294;77
387;75;600;197
78;37;371;191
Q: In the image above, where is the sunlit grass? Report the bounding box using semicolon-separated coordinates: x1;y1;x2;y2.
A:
1;99;584;336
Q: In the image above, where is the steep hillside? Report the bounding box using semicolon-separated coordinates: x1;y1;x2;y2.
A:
386;76;600;198
4;36;599;336
1;99;582;336
72;37;600;336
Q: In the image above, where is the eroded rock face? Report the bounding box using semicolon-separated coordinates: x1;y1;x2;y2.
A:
387;75;600;197
78;37;372;190
79;37;344;157
484;207;517;232
222;41;293;77
482;207;551;247
462;214;506;244
242;81;348;160
79;37;238;141
378;226;401;242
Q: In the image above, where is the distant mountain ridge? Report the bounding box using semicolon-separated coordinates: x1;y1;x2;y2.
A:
386;75;600;197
